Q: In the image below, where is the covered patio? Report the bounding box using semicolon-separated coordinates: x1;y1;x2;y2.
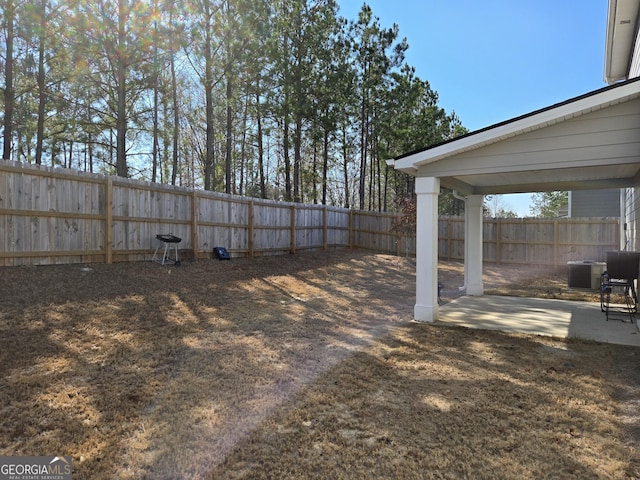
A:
438;295;640;347
391;77;640;324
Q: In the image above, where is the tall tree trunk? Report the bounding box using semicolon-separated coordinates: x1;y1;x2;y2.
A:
282;32;292;201
115;0;128;177
293;115;302;203
375;130;381;212
204;18;214;190
371;128;382;212
342;128;350;209
67;140;73;168
376;151;382;212
283;108;292;201
161;94;169;182
170;11;179;186
225;73;233;194
35;0;47;165
368;129;374;211
368;117;376;211
322;128;329;205
239;96;248;196
358;73;369;210
151;20;159;183
88;133;94;173
383;163;389;212
312;138;318;204
109;129;114;167
255;89;266;199
224;0;234;194
3;0;15;161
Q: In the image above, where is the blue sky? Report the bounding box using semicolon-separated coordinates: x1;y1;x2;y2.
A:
338;0;609;216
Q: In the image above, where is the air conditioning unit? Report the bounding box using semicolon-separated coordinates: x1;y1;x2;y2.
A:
567;261;606;290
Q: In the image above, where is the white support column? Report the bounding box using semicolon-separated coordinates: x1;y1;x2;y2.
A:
414;176;440;322
465;194;484;296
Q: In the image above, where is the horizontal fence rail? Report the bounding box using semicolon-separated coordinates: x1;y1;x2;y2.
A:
0;160;620;267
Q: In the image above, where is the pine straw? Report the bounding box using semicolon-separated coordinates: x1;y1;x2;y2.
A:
0;250;638;479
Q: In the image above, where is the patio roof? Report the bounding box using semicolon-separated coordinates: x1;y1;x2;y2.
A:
392;77;640;195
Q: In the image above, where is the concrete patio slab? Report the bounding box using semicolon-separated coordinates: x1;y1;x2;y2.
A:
437;295;640;347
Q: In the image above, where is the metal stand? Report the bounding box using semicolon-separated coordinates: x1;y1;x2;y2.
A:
600;274;637;323
152;234;182;266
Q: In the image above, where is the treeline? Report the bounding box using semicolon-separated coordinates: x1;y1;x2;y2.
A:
0;0;465;211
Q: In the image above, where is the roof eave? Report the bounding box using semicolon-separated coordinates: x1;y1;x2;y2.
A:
393;78;640;174
604;0;640;84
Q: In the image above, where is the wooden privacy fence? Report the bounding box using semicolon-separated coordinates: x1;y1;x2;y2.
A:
0;160;620;267
438;216;620;266
0;160;354;265
346;212;620;267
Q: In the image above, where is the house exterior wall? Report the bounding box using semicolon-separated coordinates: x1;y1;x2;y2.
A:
623;26;640;251
570;189;620;217
623;187;640;250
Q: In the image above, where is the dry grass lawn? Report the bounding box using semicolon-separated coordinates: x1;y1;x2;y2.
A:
0;249;638;479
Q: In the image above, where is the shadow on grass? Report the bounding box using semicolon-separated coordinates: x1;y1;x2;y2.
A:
1;250;638;479
0;249;417;478
207;324;640;479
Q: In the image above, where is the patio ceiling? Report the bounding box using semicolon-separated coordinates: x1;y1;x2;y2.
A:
392;77;640;195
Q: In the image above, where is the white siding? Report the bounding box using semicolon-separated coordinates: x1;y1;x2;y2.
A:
625;26;640;250
623;187;640;250
571;189;621;218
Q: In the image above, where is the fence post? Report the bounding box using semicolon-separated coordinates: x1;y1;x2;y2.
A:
447;218;452;261
105;177;113;264
496;218;501;264
191;190;199;260
249;201;255;258
290;205;296;254
348;210;353;248
553;220;559;268
323;206;328;250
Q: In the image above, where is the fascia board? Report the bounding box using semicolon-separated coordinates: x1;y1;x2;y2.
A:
605;0;620;83
604;0;640;83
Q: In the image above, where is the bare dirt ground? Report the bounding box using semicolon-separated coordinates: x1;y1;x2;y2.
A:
0;249;638;479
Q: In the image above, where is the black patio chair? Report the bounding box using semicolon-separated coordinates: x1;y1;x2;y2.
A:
600;251;640;322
